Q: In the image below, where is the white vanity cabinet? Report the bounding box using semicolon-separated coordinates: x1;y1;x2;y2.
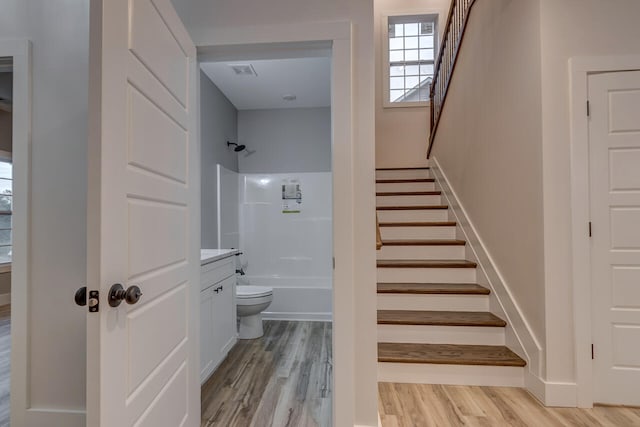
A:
200;251;238;384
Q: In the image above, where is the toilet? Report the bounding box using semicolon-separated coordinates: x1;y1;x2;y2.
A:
236;285;273;339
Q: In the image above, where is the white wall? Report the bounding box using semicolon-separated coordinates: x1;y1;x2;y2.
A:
238;107;331;174
430;0;546;369
0;0;89;422
201;71;239;249
539;0;640;384
172;1;377;424
374;0;450;168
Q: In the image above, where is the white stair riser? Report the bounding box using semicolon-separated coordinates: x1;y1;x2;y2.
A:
377;363;524;387
380;226;456;240
377;209;448;222
376;293;489;311
376;195;441;207
376;169;431;180
377;267;476;283
377;324;504;346
377;245;465;260
376;182;436;192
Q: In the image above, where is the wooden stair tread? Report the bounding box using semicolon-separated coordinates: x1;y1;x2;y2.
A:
377;191;441;196
378;343;526;367
376;167;430;171
377;205;448;211
377;310;506;327
377;283;490;295
376;178;435;183
379;221;456;227
382;239;466;246
377;260;477;268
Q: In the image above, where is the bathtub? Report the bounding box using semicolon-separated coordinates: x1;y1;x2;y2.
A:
238;276;332;321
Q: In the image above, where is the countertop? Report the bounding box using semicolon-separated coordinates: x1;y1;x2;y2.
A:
200;249;240;266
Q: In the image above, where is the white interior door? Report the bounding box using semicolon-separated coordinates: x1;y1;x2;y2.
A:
589;70;640;406
86;0;200;425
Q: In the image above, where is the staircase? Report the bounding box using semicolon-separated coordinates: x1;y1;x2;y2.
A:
376;167;526;386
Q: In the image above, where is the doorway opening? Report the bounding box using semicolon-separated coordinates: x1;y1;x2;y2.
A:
197;43;334;426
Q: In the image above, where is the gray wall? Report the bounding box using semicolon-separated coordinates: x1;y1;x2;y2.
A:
238;107;331;173
200;70;238;249
1;0;89;419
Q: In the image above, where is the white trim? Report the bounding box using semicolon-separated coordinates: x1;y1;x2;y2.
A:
430;157;544;379
0;39;31;427
525;371;578;407
262;312;332;322
195;21;364;427
0;292;9;306
569;54;640;409
23;409;85;427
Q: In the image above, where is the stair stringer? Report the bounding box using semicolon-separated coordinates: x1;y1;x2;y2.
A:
430;156;544;397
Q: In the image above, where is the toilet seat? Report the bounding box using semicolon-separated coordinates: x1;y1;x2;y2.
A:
236;285;273;299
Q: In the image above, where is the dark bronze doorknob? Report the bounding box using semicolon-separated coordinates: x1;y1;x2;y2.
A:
108;283;143;307
74;286;87;306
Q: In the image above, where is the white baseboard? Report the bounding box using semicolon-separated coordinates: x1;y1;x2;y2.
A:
430;157;543;379
0;292;10;306
526;371;578;407
262;311;332;322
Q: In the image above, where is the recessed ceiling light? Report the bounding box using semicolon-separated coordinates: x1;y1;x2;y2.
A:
282;94;297;101
229;64;257;77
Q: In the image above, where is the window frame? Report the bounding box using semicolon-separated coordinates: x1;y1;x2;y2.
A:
382;13;439;109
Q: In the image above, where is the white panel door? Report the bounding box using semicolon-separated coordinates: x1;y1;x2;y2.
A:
86;0;200;425
589;70;640;406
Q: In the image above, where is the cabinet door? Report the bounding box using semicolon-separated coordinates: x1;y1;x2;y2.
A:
215;275;238;358
200;288;214;382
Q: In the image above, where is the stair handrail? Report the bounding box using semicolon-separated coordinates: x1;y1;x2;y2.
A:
376;213;383;250
427;0;478;158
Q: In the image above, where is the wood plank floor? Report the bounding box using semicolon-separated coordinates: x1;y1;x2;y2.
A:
0;304;10;427
379;383;640;427
201;320;332;427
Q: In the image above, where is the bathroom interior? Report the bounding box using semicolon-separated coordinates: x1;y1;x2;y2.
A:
197;49;333;426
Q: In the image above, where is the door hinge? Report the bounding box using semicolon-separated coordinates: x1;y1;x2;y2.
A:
588;221;592;237
591;344;594;359
332;257;335;269
587;100;591;117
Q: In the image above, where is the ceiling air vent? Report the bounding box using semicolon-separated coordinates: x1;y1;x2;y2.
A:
229;64;257;77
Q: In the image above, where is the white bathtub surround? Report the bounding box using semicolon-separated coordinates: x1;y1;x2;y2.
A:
239;172;333;321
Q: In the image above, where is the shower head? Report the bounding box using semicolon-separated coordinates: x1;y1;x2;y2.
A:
227;141;246;152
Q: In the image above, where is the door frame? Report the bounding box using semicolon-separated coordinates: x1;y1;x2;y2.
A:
195;22;366;426
569;54;640;408
0;39;32;426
